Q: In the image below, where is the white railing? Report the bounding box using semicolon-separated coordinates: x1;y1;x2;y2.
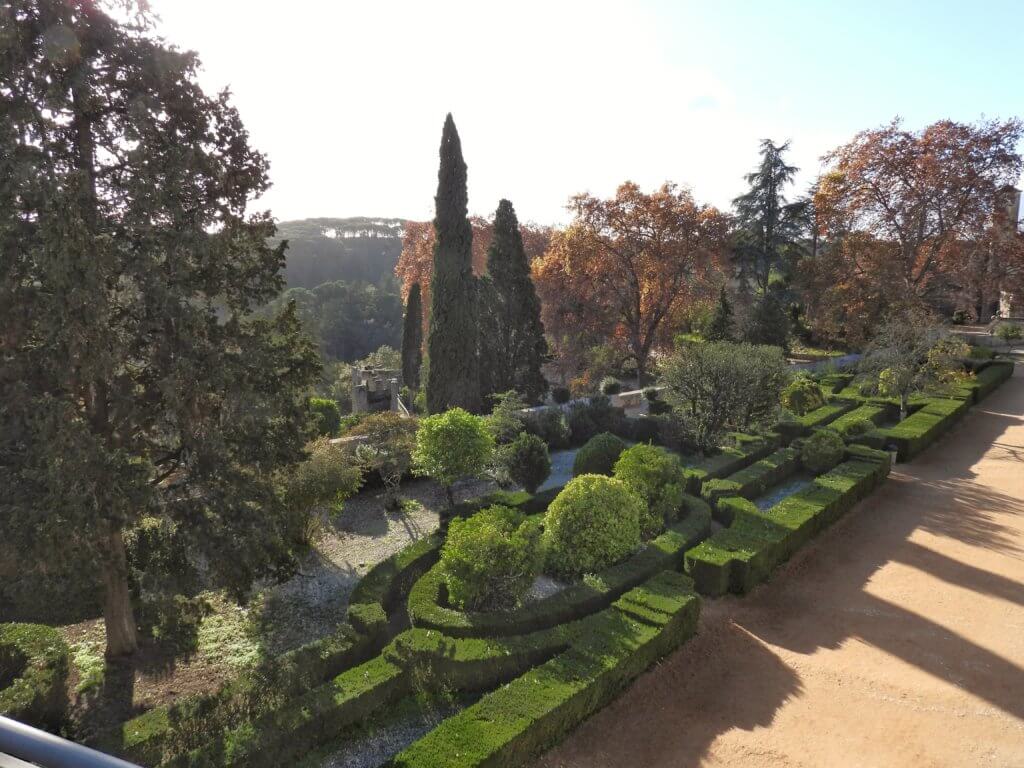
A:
0;716;141;768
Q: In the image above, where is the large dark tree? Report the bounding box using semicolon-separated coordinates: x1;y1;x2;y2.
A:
732;140;807;295
0;1;319;655
425;114;481;413
402;282;423;389
479;200;549;403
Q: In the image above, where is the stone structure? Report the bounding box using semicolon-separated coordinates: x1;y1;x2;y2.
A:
351;367;402;414
997;185;1023;319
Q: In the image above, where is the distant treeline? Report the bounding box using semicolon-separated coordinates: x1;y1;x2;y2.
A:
275;217;407;290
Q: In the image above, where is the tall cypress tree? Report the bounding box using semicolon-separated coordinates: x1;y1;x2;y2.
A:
705;286;736;342
401;283;423;389
480;199;549;403
426;114;481;413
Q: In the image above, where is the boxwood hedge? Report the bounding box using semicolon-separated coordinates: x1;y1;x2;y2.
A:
700;447;800;523
0;622;70;729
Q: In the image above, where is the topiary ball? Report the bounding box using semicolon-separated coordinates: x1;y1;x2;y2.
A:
612;444;686;539
599;376;622;396
551;386;571;404
572;432;626;477
542;475;642;579
780;376;826;416
801;429;845;473
502;432;551;494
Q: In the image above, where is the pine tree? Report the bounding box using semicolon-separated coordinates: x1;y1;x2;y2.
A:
705;286;735;341
426;114;481;413
0;1;319;656
480;200;549;403
401;283;423;390
732;140;807;295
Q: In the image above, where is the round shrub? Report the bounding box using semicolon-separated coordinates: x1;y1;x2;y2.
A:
502;432;551;494
628;416;660;444
0;623;70;729
599;376;622;396
412;408;495;507
522;408;570;450
440;506;544;611
542;475;642;579
951;309;968;325
780;376;825;416
566;407;598;445
551;386;571;405
572;432;626;477
801;430;845;473
612;444;685;539
642;386;660;402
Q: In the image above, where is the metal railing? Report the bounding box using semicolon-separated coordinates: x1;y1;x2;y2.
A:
0;716;141;768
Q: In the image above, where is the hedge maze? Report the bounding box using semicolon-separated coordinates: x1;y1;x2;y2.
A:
3;360;1013;768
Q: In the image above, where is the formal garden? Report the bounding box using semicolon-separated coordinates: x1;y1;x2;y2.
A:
3;3;1024;767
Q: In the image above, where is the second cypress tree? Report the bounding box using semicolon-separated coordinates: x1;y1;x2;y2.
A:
705;286;736;342
480;199;549;403
401;282;423;390
426;115;481;413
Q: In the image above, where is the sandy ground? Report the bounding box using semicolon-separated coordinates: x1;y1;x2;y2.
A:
537;366;1024;768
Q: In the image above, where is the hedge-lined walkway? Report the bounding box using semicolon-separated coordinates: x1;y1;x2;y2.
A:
537;365;1024;767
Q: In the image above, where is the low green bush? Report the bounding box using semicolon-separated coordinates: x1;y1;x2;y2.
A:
571;432;626;477
968;345;995;360
642;386;660;401
390;571;701;768
0;623;70;729
700;447;800;523
551;386;571;404
599;376;622;395
522;408;571;450
995;322;1022;341
827;403;889;437
801;430;845;473
877;397;969;461
613;444;686;538
440;507;544;611
775;399;856;441
682;434;775;494
543;475;643;579
781;377;826;416
407;503;710;638
309;397;341;437
844;418;876;437
500;432;551;494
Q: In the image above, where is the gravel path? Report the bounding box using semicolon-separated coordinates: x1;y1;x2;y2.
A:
259;476;496;653
537;365;1024;767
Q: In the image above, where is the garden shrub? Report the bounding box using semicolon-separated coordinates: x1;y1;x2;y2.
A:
642;386;660;401
613;444;685;538
995;322;1022;341
780;376;826;416
439;507;544;612
281;437;364;544
543;475;642;579
599;376;622;395
625;415;661;444
566;406;598;445
699;447;800;523
968;345;995;360
407;504;710;638
522;408;571;450
309;397;341;437
500;432;551;494
551;386;571;404
486;391;529;445
412;408;495;507
0;623;70;729
800;429;845;473
880;397;969;460
571;432;626;477
844;418;876;437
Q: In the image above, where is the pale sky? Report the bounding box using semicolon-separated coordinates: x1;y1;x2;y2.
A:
148;0;1024;225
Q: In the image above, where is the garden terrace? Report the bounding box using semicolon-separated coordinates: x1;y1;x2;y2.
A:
684;452;891;596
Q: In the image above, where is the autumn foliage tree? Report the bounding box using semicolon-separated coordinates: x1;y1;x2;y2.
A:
804;118;1022;343
532;182;728;383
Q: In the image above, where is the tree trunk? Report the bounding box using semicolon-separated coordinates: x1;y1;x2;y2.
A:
101;528;138;658
444;484;455;509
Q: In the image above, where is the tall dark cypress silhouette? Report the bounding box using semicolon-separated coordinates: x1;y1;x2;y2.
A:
425;114;481;413
480;199;549;403
401;282;423;390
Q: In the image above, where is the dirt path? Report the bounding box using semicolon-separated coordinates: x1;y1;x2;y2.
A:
537;367;1024;768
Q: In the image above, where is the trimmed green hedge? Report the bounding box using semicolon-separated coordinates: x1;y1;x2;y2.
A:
685;458;889;596
0;623;70;729
407;502;711;638
826;403;892;438
682;434;776;494
950;361;1014;404
700;447;800;523
167;655;408;768
388;571;700;768
99;616;388;766
775;399;856;441
818;372;854;394
348;533;444;627
874;397;969;461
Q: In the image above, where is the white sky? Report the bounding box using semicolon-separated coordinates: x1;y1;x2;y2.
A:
147;0;1023;226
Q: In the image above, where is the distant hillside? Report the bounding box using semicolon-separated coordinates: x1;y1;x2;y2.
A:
274;217;406;289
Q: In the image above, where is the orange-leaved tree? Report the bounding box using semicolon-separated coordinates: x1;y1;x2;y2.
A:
807;118;1022;340
532;182;728;384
